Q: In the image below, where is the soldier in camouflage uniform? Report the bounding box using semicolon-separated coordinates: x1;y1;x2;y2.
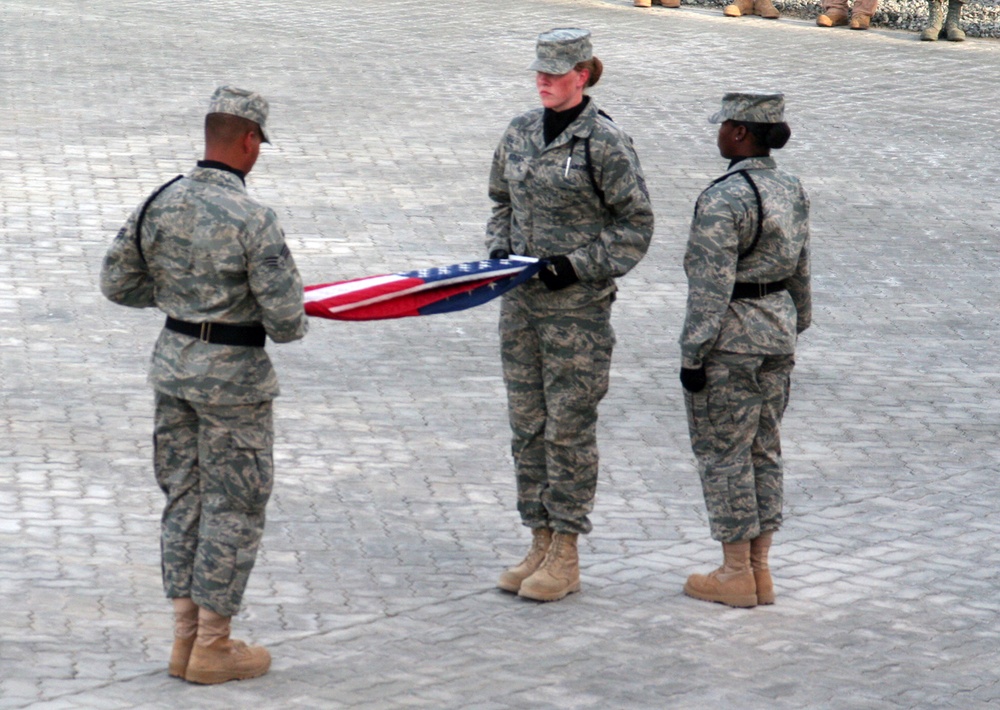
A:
679;92;810;608
100;86;307;683
487;29;654;602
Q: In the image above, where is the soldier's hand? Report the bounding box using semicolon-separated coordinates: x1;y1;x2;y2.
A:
680;366;707;393
490;249;510;260
539;255;579;291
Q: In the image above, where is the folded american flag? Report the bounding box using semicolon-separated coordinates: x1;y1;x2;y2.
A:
304;256;542;321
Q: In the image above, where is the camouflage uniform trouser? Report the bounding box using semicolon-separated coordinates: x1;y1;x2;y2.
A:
153;391;274;617
684;351;794;543
500;296;615;535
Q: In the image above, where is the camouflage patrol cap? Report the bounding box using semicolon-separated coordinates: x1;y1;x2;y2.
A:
207;85;271;143
708;92;785;124
529;28;593;75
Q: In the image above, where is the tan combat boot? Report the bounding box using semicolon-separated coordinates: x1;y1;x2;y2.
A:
184;608;271;685
944;0;965;40
849;0;876;28
684;541;757;608
168;598;198;678
723;0;755;16
518;532;580;602
817;8;849;24
634;0;652;6
750;532;775;605
921;0;945;40
753;0;781;18
497;527;552;593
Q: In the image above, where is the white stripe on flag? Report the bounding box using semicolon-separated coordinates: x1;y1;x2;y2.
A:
303;260;539;315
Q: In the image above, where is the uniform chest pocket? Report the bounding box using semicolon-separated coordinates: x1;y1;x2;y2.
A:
504;161;529;183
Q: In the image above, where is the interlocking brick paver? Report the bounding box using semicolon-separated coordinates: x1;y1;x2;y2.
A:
3;0;1000;708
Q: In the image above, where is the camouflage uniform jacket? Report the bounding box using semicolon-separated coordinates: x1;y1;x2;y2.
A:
486;99;654;311
680;156;811;369
100;165;308;404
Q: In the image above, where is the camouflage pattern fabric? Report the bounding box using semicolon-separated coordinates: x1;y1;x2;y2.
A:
528;28;593;75
208;85;271;142
685;352;793;542
101;165;308;405
487;98;652;534
154;392;273;616
708;92;785;125
681;155;811;543
500;296;615;535
680;156;810;370
486;98;654;311
101;162;306;614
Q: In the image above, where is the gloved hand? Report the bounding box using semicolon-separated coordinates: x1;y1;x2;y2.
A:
539;255;579;291
489;249;510;260
680;366;707;393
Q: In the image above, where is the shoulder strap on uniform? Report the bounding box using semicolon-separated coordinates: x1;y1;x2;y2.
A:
583;138;606;209
735;170;764;260
135;175;183;263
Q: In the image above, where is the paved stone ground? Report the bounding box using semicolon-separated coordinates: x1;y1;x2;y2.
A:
2;0;1000;708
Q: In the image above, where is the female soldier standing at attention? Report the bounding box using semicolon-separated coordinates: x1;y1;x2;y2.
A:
486;28;654;602
680;92;811;608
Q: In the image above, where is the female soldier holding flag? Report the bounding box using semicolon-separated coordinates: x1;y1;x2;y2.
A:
485;28;654;602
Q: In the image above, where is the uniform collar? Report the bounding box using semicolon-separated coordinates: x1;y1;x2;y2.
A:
197;159;246;183
722;155;776;175
531;97;600;152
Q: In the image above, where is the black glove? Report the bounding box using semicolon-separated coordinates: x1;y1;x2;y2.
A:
539;255;579;291
680;366;707;393
489;249;510;260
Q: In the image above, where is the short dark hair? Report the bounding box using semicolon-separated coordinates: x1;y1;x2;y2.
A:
205;112;261;145
733;121;791;150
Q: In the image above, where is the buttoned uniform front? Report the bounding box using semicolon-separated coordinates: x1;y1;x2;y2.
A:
680;155;810;543
101;163;307;615
487;98;654;535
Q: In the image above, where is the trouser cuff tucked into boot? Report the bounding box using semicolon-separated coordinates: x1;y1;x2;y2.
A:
684;541;758;608
518;532;581;602
185;608;271;685
168;598;198;679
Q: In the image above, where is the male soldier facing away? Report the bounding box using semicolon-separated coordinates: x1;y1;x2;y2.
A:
100;86;307;684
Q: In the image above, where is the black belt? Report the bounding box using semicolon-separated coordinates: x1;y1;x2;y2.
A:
165;317;266;347
731;280;787;300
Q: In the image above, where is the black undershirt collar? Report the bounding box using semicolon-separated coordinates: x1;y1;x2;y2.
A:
197;159;246;184
543;95;590;146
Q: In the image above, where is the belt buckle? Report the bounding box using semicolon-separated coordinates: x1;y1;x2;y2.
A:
757;283;766;298
199;322;212;343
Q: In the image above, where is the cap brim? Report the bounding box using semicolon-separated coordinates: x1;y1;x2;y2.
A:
707;110;728;124
528;58;574;75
